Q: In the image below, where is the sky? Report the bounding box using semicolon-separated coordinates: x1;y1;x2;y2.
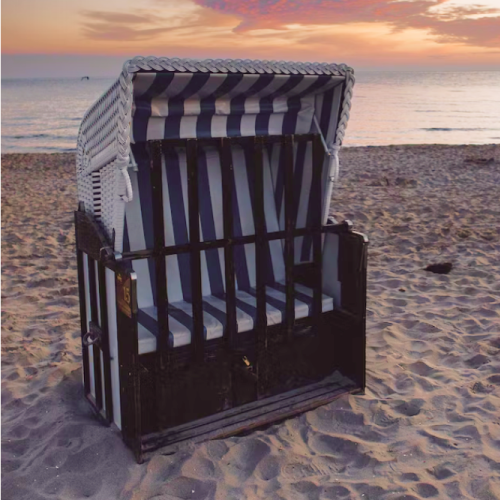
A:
2;0;500;77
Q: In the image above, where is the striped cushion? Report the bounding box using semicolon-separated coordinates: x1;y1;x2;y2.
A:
138;283;334;353
125;140;337;352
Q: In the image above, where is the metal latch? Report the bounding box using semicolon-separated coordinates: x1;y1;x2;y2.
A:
83;321;102;347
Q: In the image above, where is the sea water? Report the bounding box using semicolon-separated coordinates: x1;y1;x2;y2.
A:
2;71;499;153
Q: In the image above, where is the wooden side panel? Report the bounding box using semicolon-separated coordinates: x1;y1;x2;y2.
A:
116;267;142;462
336;231;368;390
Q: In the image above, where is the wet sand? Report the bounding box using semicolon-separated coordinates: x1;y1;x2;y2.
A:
2;145;500;499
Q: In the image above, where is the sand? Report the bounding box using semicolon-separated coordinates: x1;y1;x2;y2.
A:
2;145;500;500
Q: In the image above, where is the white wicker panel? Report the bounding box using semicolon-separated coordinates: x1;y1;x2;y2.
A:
91;170;102;221
99;161;127;248
77;172;95;215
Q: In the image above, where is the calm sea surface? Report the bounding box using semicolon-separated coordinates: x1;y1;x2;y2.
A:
2;71;499;153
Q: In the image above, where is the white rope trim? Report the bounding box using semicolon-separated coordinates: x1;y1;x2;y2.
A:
120;167;133;202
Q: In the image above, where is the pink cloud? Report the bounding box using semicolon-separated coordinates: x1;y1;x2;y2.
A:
194;0;500;47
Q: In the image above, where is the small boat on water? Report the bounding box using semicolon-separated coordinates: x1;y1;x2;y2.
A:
81;76;90;81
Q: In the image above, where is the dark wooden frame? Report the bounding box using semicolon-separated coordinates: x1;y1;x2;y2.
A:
75;133;368;463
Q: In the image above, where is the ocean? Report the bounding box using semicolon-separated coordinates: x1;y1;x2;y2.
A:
2;71;499;153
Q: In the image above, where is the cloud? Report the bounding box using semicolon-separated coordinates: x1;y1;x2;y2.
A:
80;3;239;42
193;0;500;47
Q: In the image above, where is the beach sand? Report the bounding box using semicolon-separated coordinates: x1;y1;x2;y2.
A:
2;144;500;500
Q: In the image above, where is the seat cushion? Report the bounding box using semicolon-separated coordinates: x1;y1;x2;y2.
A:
138;282;334;354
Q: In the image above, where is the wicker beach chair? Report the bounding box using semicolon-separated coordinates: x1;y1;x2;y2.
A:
75;56;367;462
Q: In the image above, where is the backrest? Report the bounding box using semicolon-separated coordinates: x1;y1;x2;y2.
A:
124;142;284;308
271;82;346;263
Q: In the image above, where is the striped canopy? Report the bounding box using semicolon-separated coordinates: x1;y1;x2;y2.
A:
130;59;351;145
77;57;354;254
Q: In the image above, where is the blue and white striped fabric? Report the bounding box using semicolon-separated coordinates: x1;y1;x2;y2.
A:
132;73;345;143
124;142;335;352
131;71;345;264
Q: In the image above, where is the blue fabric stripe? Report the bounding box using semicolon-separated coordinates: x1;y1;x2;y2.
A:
197;73;245;138
319;86;335;140
227;115;242;137
247;287;286;316
202;301;227;332
138;309;159;337
132;143;157;305
123;214;131;252
168;73;211;116
273;144;286;223
196;115;212;139
270;282;313;314
242;145;275;285
281;75;333;135
164;148;192;301
233;296;258;321
293;142;308;225
258;74;304;114
230;147;251;291
255;114;270;135
198;148;225;296
168;303;207;338
227;74;275;139
300;86;333;261
164;116;182;140
133;73;176;142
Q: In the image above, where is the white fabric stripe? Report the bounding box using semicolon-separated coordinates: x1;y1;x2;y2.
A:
150;99;170;117
170;300;224;342
240;115;257;137
269;143;284;230
83;254;96;399
211;115;228;139
203;294;254;333
265;286;310;319
268;113;285;138
141;306;192;347
200;250;211;296
180;116;198;138
144;111;320;141
148;73;227;116
138;322;157;355
184;99;201;117
232;147;255;237
190;73;229;100
105;267;122;429
295;141;313;262
236;290;283;326
225;73;260;99
279;281;334;312
149;94;314;118
326;83;345;145
147;117;166;144
262;151;285;282
218;247;226;291
276;76;319;102
296;97;316;134
249;74;291;100
205;148;224;240
158;72;193;99
162;154;183;302
126;170;154;308
232;147;257;288
177;150;190;240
